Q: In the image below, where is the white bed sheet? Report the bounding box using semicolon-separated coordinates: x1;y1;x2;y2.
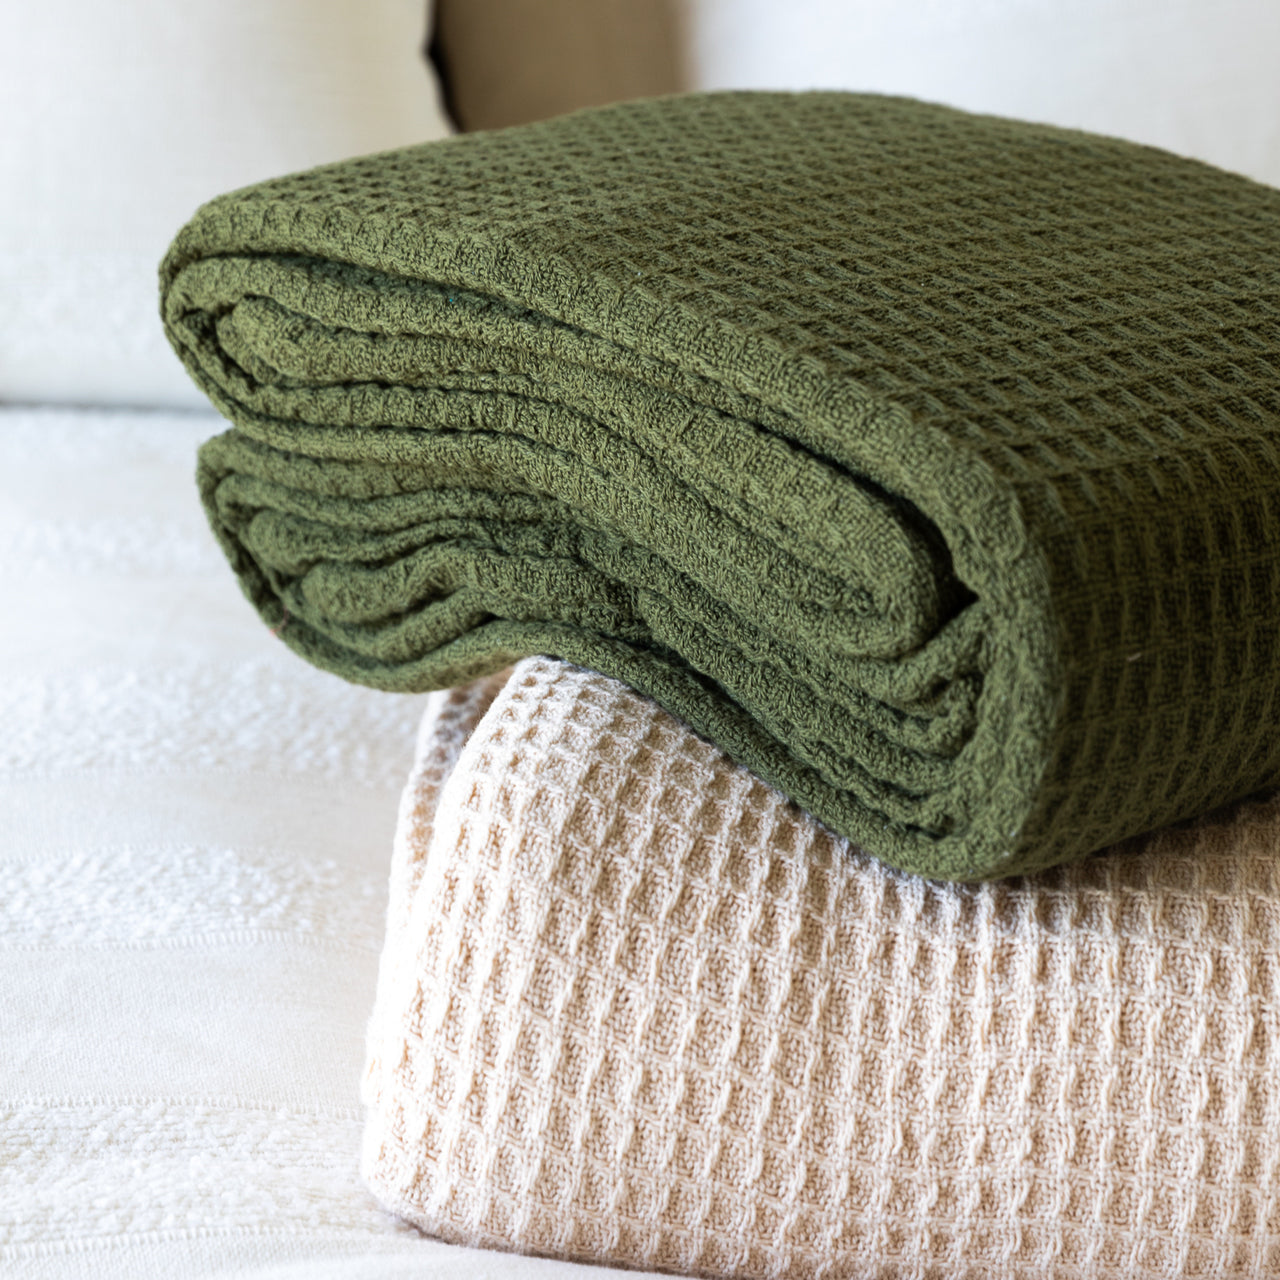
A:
0;404;658;1280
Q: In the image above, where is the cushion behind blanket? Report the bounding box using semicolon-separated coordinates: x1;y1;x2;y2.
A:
364;657;1280;1280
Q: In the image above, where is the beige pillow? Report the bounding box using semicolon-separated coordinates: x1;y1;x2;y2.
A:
365;656;1280;1280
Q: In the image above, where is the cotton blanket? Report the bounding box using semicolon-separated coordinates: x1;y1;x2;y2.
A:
161;91;1280;880
363;656;1280;1280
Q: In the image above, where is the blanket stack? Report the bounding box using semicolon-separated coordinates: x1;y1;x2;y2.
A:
160;89;1280;1276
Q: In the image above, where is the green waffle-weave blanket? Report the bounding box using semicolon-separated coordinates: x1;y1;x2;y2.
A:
161;91;1280;881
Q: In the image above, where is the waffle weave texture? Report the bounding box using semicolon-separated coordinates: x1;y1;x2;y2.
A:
363;656;1280;1280
161;91;1280;879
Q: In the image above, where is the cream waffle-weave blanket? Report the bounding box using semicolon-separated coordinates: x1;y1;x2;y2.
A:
364;656;1280;1280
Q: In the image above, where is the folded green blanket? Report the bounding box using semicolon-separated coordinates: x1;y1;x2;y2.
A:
161;91;1280;881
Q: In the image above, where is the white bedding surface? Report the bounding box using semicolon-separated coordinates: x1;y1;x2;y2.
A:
0;404;653;1280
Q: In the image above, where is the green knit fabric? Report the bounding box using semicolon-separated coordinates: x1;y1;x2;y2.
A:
160;91;1280;881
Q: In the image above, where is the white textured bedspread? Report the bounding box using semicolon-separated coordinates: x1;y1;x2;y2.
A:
0;405;656;1280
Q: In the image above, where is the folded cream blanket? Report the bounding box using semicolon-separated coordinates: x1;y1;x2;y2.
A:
363;656;1280;1280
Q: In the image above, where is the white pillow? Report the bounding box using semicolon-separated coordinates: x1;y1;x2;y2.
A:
0;0;451;409
686;0;1280;188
